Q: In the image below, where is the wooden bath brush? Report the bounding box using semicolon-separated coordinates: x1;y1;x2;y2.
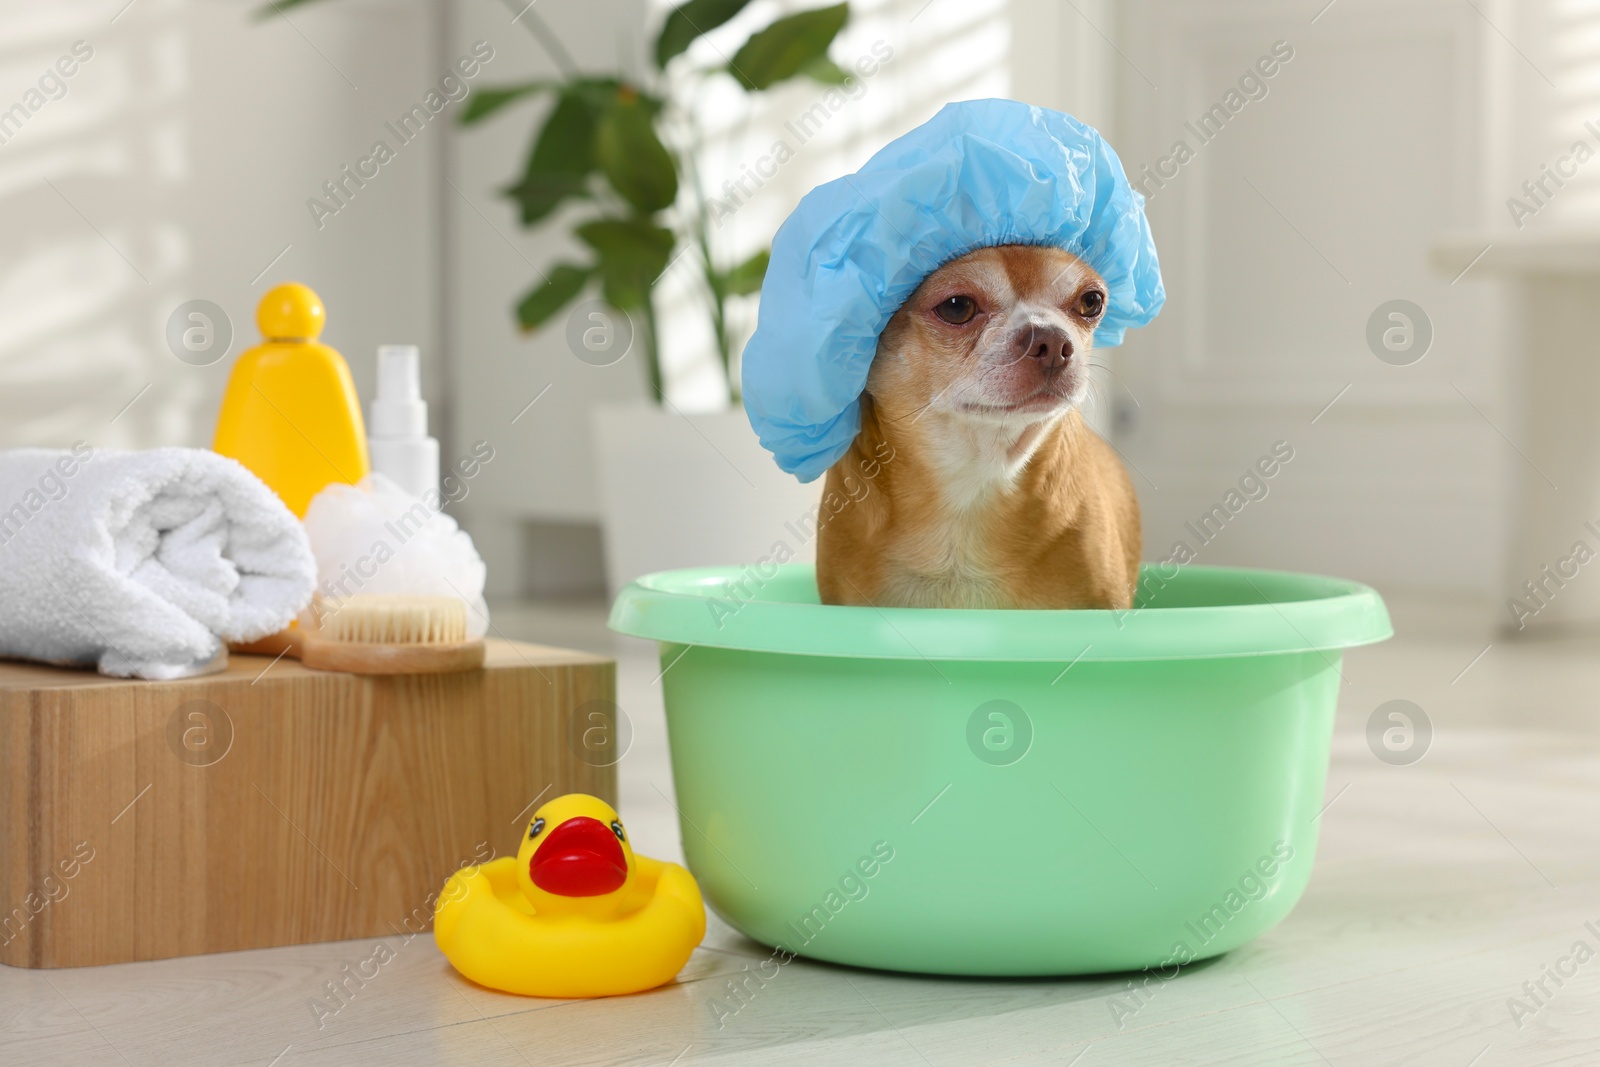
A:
235;594;485;674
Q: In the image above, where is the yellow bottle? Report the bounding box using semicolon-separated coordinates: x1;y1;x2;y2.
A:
213;283;369;517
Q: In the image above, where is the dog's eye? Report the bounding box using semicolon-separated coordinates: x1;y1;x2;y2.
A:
1077;289;1106;319
934;295;977;325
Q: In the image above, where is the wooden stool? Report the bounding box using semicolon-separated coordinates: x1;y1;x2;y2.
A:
0;640;616;968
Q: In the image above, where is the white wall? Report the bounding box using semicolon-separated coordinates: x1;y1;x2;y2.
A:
1112;0;1515;596
647;0;1013;410
1492;0;1600;226
0;0;1029;598
445;0;651;546
446;0;1014;593
0;0;442;454
1007;0;1115;133
14;0;1565;601
444;0;1599;600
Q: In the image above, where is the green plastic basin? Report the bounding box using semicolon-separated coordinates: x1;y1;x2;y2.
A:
608;563;1391;976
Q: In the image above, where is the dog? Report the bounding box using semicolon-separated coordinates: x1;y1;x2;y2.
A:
815;244;1140;610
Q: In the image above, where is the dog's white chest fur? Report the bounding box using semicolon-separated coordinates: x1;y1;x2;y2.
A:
880;511;1002;608
876;415;1055;609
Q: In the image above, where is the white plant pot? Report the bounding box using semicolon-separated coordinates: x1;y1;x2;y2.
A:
591;402;823;599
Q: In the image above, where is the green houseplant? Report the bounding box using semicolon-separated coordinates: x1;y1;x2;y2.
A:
465;0;853;403
259;0;841;597
264;0;853;403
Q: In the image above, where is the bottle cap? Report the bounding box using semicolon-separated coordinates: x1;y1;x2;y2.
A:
371;344;427;438
257;282;326;341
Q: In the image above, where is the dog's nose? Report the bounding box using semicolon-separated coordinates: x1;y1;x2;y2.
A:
1015;324;1072;369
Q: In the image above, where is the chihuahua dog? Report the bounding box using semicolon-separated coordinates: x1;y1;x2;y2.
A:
816;244;1140;610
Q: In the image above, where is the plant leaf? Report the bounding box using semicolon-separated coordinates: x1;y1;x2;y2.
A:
567;77;627;111
254;0;326;21
503;91;601;225
654;0;754;68
722;249;770;296
577;217;676;310
460;82;556;125
727;3;849;91
516;264;593;332
503;173;591;227
528;92;601;174
595;93;679;214
801;57;851;85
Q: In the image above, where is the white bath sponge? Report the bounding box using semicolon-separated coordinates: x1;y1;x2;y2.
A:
301;473;489;640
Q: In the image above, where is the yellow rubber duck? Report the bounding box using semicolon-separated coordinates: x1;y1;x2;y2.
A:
434;794;705;998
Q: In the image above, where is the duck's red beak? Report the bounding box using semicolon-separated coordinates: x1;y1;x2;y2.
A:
529;816;628;897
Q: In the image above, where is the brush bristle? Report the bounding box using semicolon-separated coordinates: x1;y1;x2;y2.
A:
314;595;468;644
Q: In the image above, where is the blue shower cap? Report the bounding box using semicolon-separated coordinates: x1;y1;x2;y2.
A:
742;98;1165;482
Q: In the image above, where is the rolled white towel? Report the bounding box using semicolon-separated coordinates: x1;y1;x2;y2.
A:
0;444;315;679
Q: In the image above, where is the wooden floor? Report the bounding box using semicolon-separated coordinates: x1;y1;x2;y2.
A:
5;593;1599;1066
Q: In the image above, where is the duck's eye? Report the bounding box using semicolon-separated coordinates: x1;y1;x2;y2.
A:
1077;289;1106;319
611;820;626;842
527;817;545;840
934;295;977;325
